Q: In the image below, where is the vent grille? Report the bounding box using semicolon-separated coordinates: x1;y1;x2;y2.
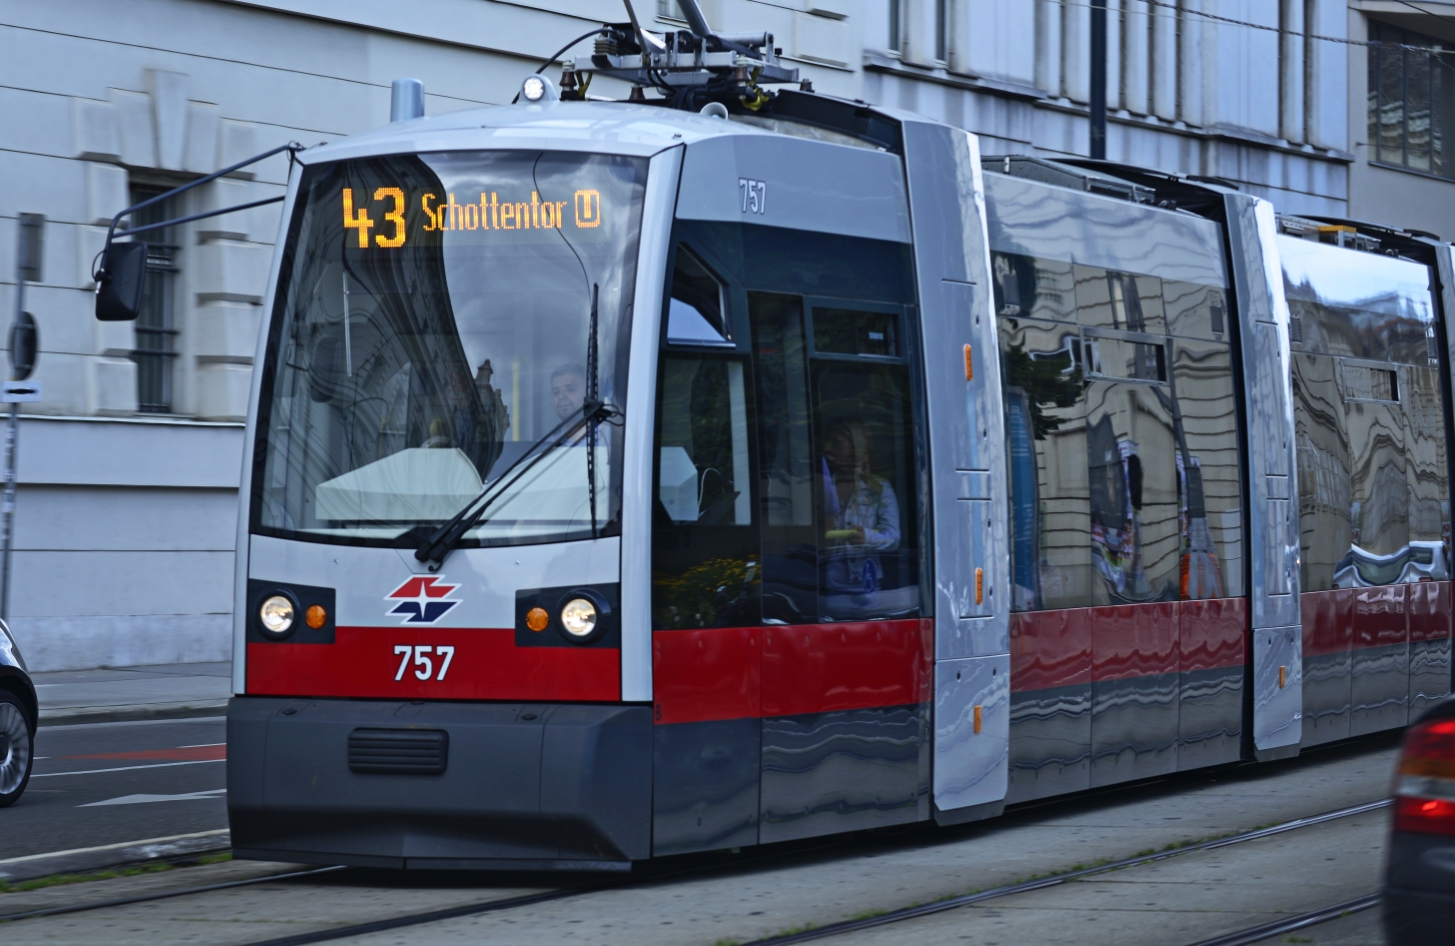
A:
348;728;448;774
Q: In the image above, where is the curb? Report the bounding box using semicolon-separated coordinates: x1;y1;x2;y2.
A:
38;701;230;727
0;830;232;884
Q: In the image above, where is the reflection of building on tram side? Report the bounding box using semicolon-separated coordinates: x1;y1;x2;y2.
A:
995;237;1243;612
1281;233;1452;591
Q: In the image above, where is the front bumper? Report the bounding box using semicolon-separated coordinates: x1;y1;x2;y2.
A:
227;697;651;870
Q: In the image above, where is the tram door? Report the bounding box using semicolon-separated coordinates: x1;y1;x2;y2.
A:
649;226;928;856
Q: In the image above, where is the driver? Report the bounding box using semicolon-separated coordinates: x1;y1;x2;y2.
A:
551;363;608;446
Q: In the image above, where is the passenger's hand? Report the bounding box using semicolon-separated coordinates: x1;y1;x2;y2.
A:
848;526;866;545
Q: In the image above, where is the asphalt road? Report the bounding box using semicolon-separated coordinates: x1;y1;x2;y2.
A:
3;717;228;860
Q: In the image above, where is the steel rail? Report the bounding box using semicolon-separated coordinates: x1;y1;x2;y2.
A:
1183;892;1382;946
0;865;347;923
233;883;619;946
735;797;1394;946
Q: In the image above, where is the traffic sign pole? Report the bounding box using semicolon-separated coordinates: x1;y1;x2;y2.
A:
2;215;44;623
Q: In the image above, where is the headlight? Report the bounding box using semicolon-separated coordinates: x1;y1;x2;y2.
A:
560;598;597;637
259;595;295;636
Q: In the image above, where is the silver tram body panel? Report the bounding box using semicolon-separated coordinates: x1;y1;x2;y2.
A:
1224;195;1304;759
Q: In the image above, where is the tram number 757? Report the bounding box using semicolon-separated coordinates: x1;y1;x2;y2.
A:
739;178;767;215
393;644;455;682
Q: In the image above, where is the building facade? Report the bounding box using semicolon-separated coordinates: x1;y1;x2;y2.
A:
0;0;1449;670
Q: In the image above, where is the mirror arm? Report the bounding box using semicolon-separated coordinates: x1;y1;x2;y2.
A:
95;141;305;280
109;195;285;241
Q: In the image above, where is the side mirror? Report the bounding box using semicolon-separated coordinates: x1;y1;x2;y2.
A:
95;242;148;322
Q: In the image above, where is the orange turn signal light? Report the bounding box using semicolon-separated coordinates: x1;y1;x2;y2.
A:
526;607;550;632
973;705;983;734
305;605;327;629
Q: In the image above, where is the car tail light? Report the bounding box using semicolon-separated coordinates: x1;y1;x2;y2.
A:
1394;718;1455;836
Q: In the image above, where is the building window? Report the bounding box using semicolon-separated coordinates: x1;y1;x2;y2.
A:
1368;21;1455;177
889;0;901;54
128;187;180;413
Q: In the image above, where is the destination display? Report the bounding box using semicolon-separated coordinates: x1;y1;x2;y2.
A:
341;185;604;248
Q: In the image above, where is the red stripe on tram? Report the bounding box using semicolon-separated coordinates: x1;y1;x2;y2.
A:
246;626;620;702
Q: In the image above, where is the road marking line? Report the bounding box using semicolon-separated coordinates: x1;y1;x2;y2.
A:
82;789;227;807
0;829;230;866
31;759;226;777
59;744;227;762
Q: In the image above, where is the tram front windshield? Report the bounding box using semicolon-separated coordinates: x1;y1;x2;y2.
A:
253;151;647;547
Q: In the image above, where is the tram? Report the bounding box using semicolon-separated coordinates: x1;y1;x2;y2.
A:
91;1;1454;869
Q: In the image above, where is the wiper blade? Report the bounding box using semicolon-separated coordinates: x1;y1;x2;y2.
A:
409;400;617;569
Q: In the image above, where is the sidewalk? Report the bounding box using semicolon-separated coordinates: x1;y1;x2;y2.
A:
33;661;232;726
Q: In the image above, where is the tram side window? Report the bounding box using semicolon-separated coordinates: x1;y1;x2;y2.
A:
652;354;759;629
1285;237;1452;588
997;250;1244;610
667;246;732;346
750;294;921;623
811;328;919;622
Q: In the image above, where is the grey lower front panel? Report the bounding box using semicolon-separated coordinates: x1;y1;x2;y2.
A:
228;697;651;869
759;705;928;844
652;718;760;856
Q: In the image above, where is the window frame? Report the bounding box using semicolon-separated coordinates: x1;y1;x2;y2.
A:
1368;20;1455;179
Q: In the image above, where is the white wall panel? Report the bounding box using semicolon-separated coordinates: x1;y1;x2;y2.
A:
10;550;235;616
16;418;243;488
13;486;238;551
15;614;232;671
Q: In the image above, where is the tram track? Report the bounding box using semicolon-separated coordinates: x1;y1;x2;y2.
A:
0;765;1394;946
736;798;1393;946
1184;893;1381;946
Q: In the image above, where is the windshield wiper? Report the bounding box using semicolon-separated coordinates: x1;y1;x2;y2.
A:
586;284;602;539
409;399;616;570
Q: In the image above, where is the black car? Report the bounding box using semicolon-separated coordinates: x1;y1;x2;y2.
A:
0;618;36;807
1385;697;1455;944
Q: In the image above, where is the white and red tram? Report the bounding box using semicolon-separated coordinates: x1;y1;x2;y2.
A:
90;14;1454;869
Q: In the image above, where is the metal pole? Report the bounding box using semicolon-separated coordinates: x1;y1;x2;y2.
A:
1;282;22;622
2;214;41;624
1090;0;1107;160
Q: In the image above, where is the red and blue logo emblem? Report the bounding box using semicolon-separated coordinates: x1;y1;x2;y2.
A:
386;576;460;624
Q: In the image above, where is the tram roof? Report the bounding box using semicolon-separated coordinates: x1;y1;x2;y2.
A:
299;99;836;166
